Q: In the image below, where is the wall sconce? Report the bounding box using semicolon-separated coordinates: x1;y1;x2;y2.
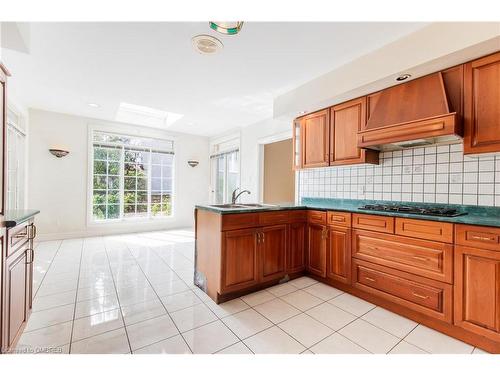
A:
187;159;199;168
49;148;70;158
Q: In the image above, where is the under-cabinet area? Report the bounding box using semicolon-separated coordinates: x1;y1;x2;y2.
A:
195;206;500;353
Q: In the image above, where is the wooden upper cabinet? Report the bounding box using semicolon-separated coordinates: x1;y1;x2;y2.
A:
454;245;500;343
301;109;329;168
330;97;378;166
464;52;500;155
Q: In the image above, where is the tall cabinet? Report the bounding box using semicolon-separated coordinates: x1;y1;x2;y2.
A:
0;63;8;354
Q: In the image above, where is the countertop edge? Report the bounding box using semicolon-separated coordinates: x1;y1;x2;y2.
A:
3;209;41;228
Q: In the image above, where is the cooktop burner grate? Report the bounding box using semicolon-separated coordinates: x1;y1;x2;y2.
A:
359;204;466;217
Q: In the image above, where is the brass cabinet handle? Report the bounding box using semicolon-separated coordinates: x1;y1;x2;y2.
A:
412;255;429;262
25;248;34;264
256;232;260;244
13;228;28;239
470;235;493;241
261;232;265;244
364;277;376;282
412;292;429;300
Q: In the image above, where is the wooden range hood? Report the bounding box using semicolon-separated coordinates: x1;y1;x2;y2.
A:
358;72;463;151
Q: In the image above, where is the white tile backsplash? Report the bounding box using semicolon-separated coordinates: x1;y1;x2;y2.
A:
298;144;500;207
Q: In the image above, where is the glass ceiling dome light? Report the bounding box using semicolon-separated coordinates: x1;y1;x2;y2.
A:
209;21;244;35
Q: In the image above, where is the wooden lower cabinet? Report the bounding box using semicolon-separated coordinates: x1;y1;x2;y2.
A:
454;245;500;343
288;222;306;273
2;220;35;353
307;223;327;277
221;228;259;293
352;258;453;323
260;225;287;283
327;226;351;284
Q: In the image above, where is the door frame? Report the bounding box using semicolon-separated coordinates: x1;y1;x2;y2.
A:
257;130;297;203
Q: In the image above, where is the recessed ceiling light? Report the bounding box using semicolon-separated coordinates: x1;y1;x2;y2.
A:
192;34;223;55
396;74;412;82
209;21;244;35
88;103;100;108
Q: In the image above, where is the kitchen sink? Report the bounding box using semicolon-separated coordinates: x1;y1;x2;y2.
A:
210;203;276;209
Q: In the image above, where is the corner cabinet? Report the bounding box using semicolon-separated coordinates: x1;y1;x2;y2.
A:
330;98;378;166
301;110;330;168
464;52;500;155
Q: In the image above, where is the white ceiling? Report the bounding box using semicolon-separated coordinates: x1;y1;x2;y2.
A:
3;22;427;137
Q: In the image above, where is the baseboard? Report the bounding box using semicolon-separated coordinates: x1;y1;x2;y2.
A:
35;225;195;242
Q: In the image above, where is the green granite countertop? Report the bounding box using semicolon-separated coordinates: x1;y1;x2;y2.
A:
4;209;40;228
196;198;500;228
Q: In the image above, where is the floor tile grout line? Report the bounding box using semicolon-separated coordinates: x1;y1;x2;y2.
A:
32;240;64;300
65;238;84;354
122;240;194;354
101;236;134;354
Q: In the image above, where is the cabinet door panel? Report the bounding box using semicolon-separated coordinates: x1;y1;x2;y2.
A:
5;248;28;349
307;223;327;277
261;225;287;282
464;52;500;154
221;229;259;293
331;98;365;163
288;222;306;273
302;110;329;168
455;245;500;343
327;226;351;284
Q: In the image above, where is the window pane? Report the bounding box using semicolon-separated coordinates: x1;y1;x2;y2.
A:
92;131;174;221
94;161;106;175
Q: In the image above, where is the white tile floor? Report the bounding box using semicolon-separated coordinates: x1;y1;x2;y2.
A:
13;228;484;354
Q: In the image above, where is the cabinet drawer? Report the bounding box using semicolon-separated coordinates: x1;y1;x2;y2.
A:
352;214;394;233
327;211;351;227
395;218;453;243
221;213;260;231
352;230;453;283
455;224;500;251
259;210;306;225
352;259;452;322
308;210;327;225
7;223;30;258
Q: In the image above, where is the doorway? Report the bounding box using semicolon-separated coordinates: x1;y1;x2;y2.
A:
262;139;295;204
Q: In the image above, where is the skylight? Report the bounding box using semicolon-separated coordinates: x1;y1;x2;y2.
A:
115;102;184;129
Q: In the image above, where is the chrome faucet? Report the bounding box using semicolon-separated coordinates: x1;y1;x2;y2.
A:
231;188;251;204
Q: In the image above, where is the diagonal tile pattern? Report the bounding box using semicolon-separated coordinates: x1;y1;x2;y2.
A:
15;229;486;354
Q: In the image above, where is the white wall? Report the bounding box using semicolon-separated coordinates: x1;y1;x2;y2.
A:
28;109;209;240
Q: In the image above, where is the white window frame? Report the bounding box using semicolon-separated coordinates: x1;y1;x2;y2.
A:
87;125;176;226
210;149;240;204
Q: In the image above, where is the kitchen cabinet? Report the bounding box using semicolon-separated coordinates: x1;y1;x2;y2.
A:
307;223;327;277
221;228;260;293
464;52;500;155
330;97;378;166
292;119;303;170
327;226;351;284
260;225;287;283
454;245;500;343
301;109;329;168
2;220;36;353
288;222;306;273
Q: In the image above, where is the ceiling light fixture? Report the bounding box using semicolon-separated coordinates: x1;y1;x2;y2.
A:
396;73;412;82
209;21;244;35
87;103;100;108
192;34;223;55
